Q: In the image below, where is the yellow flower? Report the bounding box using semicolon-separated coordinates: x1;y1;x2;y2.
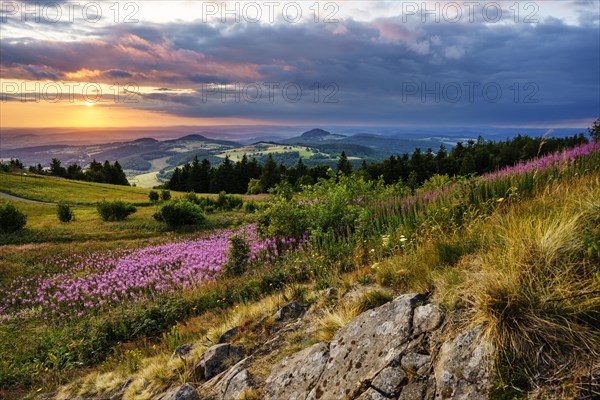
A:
497;197;505;203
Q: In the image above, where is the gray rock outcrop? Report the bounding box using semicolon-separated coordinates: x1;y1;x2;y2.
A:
262;293;495;400
434;327;494;399
263;342;330;400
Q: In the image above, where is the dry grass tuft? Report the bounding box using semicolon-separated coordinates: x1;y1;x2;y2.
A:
464;178;600;381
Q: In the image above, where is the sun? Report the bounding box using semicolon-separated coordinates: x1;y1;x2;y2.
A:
84;100;96;107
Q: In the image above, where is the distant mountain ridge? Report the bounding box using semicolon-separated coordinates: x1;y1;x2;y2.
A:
2;127;587;188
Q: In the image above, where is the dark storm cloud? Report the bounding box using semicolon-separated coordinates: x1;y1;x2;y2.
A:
1;3;598;126
107;69;133;78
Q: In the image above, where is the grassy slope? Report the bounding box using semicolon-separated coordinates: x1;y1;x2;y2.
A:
0;172;268;204
218;144;315;161
2;151;599;399
35;172;600;400
0;173;155;205
0;174;258;279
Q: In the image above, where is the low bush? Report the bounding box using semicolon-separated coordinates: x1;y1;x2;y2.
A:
183;191;200;204
56;203;74;223
148;190;159;202
153;200;205;229
96;200;137;221
216;191;243;210
242;200;260;213
0;202;27;233
160;190;171;201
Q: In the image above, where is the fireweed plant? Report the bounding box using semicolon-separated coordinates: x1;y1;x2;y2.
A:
0;225;300;322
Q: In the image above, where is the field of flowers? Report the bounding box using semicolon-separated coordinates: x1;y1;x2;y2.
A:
0;225;294;322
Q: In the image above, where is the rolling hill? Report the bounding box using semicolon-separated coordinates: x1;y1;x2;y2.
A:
1;129;455;187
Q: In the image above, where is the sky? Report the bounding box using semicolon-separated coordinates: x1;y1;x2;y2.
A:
0;0;599;129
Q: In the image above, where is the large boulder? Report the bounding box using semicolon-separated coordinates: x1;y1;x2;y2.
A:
310;293;426;399
262;293;495;400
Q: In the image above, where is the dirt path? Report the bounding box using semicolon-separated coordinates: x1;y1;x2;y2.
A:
0;191;55;205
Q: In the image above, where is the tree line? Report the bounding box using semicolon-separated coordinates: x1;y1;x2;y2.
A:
1;132;591;193
165;133;589;194
18;158;129;186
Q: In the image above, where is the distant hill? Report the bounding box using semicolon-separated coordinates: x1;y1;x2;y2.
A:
278;129;448;160
0;129;459;187
0;134;243;188
281;129;346;144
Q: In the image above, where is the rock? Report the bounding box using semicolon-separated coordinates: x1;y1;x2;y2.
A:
274;301;305;321
199;357;253;399
355;388;387;400
434;326;494;400
202;344;244;380
397;381;429;400
261;293;493;400
413;304;444;335
401;352;430;376
170;344;193;360
371;366;407;397
164;384;200;400
218;327;240;344
263;342;329;400
312;293;426;399
221;368;253;400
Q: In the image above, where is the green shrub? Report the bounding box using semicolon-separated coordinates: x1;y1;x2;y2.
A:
149;190;159;202
183;191;199;204
216;191;243;210
153;200;205;229
225;234;251;275
96;200;137;221
56;203;74;223
260;175;376;240
160;190;171;201
0;202;27;233
243;200;260;213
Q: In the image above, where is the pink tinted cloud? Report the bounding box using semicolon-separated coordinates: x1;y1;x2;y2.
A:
2;34;262;87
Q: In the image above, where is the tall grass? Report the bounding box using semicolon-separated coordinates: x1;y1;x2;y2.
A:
464;179;600;381
364;142;600;243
